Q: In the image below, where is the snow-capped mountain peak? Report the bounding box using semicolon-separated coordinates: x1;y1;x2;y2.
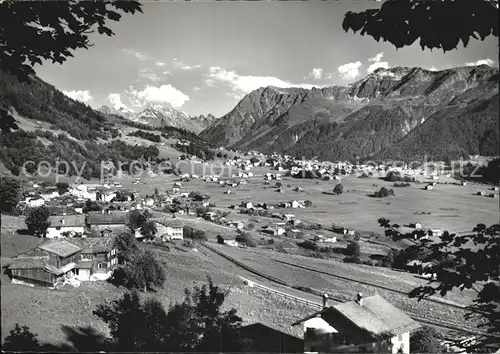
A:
99;103;216;134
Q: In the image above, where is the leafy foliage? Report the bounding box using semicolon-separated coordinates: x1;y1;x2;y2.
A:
55;182;70;195
128;130;161;143
121;250;166;291
458;158;500;185
128;210;148;231
0;177;21;213
163;277;251;352
0;1;142;81
299;240;319;251
373;187;395;198
94;278;250;352
410;326;443;353
114;232;139;265
93;290;155;351
2;323;40;352
173;141;215;161
342;0;498;52
345;241;361;259
25;205;50;237
333;183;344;195
235;231;257;247
379;218;500;350
0;130;159;179
183;226;208;241
139;220;157;240
82;199;102;213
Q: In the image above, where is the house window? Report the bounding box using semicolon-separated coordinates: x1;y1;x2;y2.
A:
397;334;403;341
97;263;104;269
56;226;61;230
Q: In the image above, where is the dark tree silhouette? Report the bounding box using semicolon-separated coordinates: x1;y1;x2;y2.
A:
163;277;251;352
333;183;344;195
93;290;150;351
128;210;147;231
140;220;157;240
114;231;139;264
379;218;500;350
25;205;51;237
2;324;40;352
95;278;250;352
346;241;361;258
342;0;498;52
0;177;21;213
0;1;142;81
0;1;142;134
122;249;166;291
410;326;444;353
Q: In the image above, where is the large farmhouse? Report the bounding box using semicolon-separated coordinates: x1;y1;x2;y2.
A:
86;211;130;237
7;240;82;287
152;218;184;241
6;237;119;286
292;293;421;354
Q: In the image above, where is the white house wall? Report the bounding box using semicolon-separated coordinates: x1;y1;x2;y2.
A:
46;226;86;239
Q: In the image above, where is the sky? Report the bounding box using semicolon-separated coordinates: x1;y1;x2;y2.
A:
35;1;498;118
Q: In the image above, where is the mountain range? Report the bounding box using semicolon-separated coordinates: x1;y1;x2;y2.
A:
99;104;216;134
201;65;499;162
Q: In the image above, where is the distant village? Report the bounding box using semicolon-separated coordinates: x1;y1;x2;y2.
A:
7;149;494;291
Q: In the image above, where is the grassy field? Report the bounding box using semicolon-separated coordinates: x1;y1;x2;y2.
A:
122;169;498;236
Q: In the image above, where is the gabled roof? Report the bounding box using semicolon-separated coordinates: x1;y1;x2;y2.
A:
37;240;82;258
152;218;184;228
68;236;116;253
292;294;420;336
48;214;86;228
87;211;129;225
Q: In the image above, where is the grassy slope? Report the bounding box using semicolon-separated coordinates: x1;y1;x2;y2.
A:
1;218;307;347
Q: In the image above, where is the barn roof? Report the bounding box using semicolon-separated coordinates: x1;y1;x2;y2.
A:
8;256;64;275
48;214;86;228
37;240;82;258
68;236;116;253
87;211;129;225
292;294;420;336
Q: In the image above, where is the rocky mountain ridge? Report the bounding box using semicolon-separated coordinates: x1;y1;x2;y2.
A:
98;103;216;134
200;65;499;161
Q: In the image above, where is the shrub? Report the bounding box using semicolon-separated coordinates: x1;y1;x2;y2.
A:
346;241;361;258
299;240;319;251
235;231;256;247
343;256;362;264
394;182;411;187
183;226;208;241
333;184;344;195
25;206;50;237
182;239;194;248
374;187;394;198
359;172;369;178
